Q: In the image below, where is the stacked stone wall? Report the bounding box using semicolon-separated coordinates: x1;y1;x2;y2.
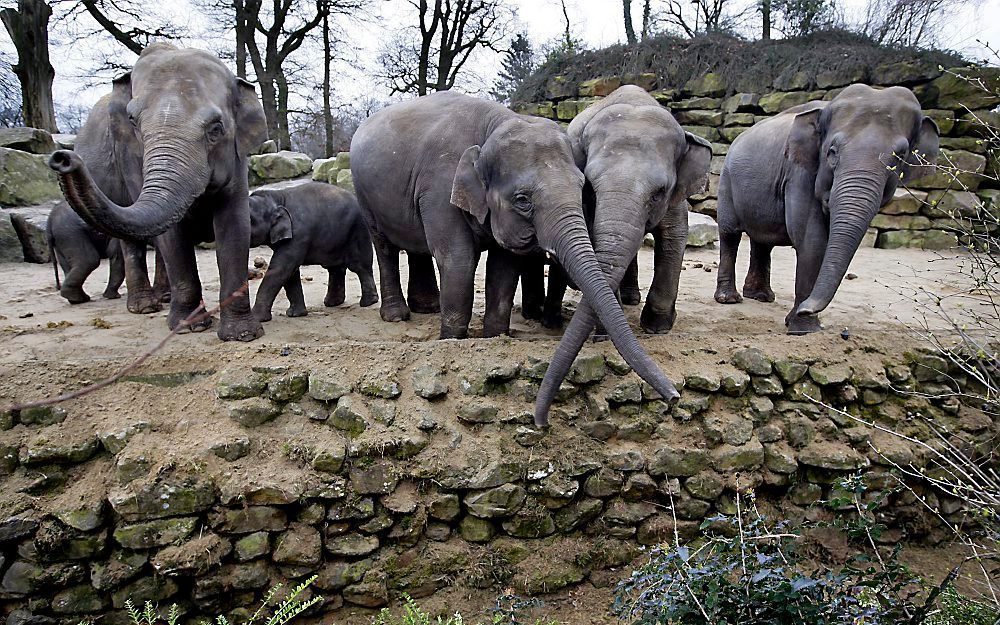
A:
514;64;1000;250
0;343;994;622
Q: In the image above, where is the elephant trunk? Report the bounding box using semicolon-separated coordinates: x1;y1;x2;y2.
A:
534;190;675;427
796;168;886;317
49;131;209;241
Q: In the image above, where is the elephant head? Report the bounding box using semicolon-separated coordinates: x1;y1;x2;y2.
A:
248;191;292;248
788;84;939;319
49;43;268;241
450;115;679;410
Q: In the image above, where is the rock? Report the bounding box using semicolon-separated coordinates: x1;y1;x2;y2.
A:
0;444;17;475
924;189;981;219
229;397;282;427
8;205;51;262
649;446;709;477
211;437;251;461
20;435;99;465
457;402;498;424
428;494;461;521
545;76;575;99
113;517;197;549
752;375;784;396
356;372;400;399
272;523;322;566
685;371;721;393
152;532;231;576
758;91;825;114
911;149;985;190
924;66;1000;110
325;533;379;557
637;515;699;545
623;72;657;90
52;133;76;150
233;531;270;562
711;438;765;471
412;364;449;399
311;440;346;473
98;422;151;454
0;149;61;207
797;442;870;470
110;575;179;609
514;426;545;446
109;475;216;521
312;158;340;182
569;352;606;384
304;372;349;402
674;109;724;126
91;551;147;591
720;370;750;396
787;378;822;402
502;500;556;538
704;413;753;446
731;347;772;375
53;502;105;533
328;395;367;435
685;471;724;500
51;584;107;614
774;359;808;384
583;469;624;498
465;484;527;518
315;559;371;591
607;381;643;404
881;188;926;215
809;362;852;386
671;97;722;110
554;498;603;532
336;168;354;193
685;72;726;97
723;92;760;112
872;61;940;86
764;442;798;474
790;482;823;505
686;211;719;246
685;125;721;142
458;516;495;542
816;66;866;89
578;76;621;97
350;460;397;495
877;228;958;250
774;70;811;91
249;151;312;182
17;404;66;426
217;370;268;399
265;371;308;402
870;214;932;230
0;128;56;154
251;140;278;155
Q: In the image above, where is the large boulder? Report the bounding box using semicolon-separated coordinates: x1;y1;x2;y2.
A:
0;148;62;207
249;151;313;184
687;212;719;247
0;213;23;262
52;134;76;150
0;128;57;155
7;203;54;263
336;169;354;193
922;66;1000;110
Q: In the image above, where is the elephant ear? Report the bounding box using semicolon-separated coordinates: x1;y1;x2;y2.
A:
451;145;489;225
269;205;293;244
785;108;822;172
670;132;713;206
107;71;144;200
234;78;268;157
902;117;940;183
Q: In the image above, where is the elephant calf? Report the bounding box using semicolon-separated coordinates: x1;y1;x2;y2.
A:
249;182;378;321
47;201;125;304
715;84;939;334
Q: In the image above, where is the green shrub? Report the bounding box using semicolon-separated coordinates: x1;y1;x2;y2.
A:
372;593;557;625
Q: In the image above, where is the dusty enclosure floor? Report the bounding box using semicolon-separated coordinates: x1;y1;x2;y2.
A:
0;241;989;624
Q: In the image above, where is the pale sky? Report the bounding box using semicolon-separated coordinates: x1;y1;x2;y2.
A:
5;0;1000;111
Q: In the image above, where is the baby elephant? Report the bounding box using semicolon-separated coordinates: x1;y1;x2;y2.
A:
249;182;379;321
47;201;124;304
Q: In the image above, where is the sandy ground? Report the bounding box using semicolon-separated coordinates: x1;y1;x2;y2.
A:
0;237;976;365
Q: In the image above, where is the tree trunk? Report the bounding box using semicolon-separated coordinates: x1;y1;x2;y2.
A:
623;0;637;45
256;72;280;147
275;70;291;150
1;0;58;133
322;8;333;157
235;0;247;78
641;0;652;38
761;0;771;40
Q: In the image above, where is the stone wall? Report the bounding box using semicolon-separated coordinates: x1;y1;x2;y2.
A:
513;64;1000;251
0;344;993;622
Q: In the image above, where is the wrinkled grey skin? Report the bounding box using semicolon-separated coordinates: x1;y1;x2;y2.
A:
351;90;679;412
714;84;939;334
46;201;124;304
249;182;378;321
533;85;712;426
48;43;268;341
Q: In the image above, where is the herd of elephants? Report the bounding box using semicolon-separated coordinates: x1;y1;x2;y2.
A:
42;43;941;425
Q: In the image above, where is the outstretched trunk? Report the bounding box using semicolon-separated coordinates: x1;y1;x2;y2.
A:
49;137;209;241
534;188;670;427
796;169;887;317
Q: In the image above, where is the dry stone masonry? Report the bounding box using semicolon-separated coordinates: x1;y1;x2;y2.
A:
0;343;993;621
514;64;1000;250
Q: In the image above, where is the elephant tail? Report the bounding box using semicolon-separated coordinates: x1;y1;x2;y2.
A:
47;230;60;290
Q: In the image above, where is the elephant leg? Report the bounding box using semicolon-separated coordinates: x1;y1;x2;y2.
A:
743;241;776;302
372;231;410;322
122;240;161;313
156;227;211;333
253;249;298;321
642;214;687;334
519;256;545;321
620;255;641;305
103;241;125;300
60;245;99;304
406;253;441;314
284;268;307;318
483;248;521;338
324;265;347;307
152;248;171;303
347;260;379;307
214;193;263;342
714;230;743;304
542;262;568;329
786;216;827;335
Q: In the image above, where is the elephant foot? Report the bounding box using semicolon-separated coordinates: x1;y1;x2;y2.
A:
102;289;122;300
714;286;743;304
408;297;441;314
154;289;171;303
380;299;411;322
324;295;346;307
286;306;308;318
218;314;264;342
440;326;469;340
743;286;775;302
521;303;543;321
620;288;641;306
640;305;676;334
541;309;564;329
359;292;379;308
252;305;273;323
61;288;91;305
127;290;163;314
785;312;822;335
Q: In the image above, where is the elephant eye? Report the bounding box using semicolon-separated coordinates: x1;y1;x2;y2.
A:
512;192;532;213
128;113;138;128
206;121;225;143
650;187;668;204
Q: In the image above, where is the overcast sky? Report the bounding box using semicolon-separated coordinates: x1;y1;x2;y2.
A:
8;0;1000;111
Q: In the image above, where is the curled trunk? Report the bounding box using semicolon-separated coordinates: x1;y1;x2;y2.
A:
797;169;887;317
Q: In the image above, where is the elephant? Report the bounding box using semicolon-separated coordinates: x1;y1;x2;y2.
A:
248;182;378;321
713;84;939;334
533;85;713;426
350;90;679;411
47;201;124;304
47;43;268;341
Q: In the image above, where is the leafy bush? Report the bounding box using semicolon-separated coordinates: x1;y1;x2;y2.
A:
372;592;557;625
925;586;1000;625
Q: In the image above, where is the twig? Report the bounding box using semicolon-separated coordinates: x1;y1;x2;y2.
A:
3;284;249;412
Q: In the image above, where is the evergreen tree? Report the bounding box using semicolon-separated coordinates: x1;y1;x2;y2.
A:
491;32;535;103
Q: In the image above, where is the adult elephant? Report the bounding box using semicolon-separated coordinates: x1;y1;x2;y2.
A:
533;85;712;427
47;43;268;341
351;90;679;409
714;84;939;334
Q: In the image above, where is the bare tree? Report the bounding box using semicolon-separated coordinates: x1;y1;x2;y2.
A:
1;0;58;131
860;0;980;48
640;0;652;38
660;0;734;36
624;0;637;44
380;0;514;97
760;0;771;39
